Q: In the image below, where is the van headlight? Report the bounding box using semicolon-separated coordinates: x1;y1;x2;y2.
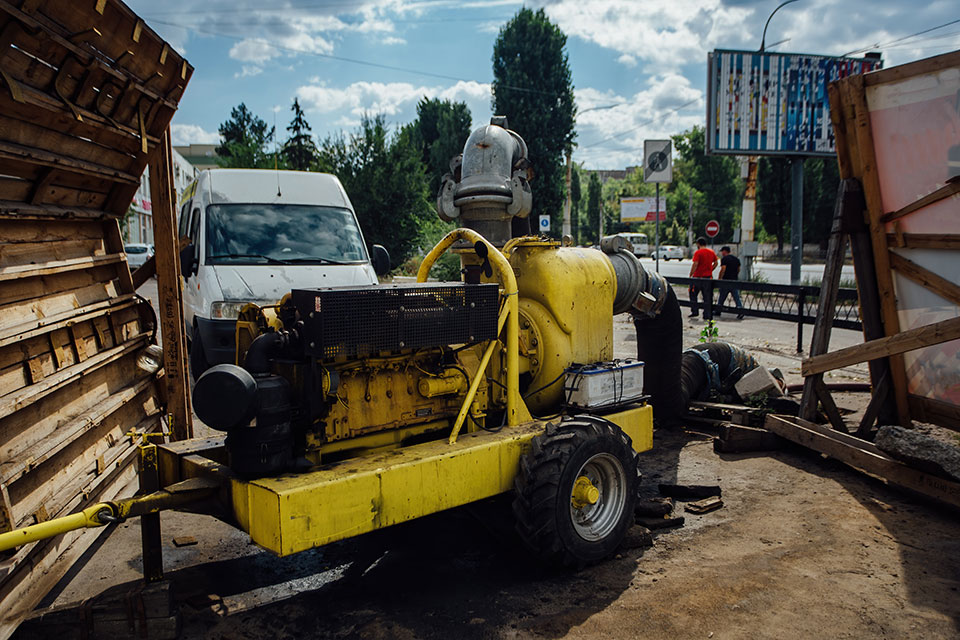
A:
210;301;248;320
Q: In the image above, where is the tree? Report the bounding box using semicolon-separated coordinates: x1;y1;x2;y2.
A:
757;157;790;253
585;171;602;244
492;8;576;233
217;103;275;168
282;98;318;171
410;97;472;195
316;115;432;265
672;126;741;243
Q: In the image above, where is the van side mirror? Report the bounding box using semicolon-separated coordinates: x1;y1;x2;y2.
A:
371;244;390;276
179;243;198;278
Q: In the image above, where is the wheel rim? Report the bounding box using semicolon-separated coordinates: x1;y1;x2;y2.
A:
569;452;627;542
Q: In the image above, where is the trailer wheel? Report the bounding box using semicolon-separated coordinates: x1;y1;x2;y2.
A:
513;417;638;567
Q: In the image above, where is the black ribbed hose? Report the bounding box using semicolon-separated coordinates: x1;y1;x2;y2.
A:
632;286;683;428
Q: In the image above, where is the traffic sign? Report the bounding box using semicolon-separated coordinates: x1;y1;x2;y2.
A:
539;215;550;233
705;220;720;238
643;140;672;183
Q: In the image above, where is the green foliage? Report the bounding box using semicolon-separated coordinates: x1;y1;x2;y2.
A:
699;318;719;343
217;103;276;168
282;98;318;171
316;115;433;266
672;126;741;244
585;171;602;244
757;155;841;253
492;8;576;233
411;98;473;195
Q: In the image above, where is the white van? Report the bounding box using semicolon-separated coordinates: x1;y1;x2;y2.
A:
178;169;389;376
617;232;649;257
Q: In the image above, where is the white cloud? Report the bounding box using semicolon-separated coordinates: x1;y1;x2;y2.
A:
234;65;263;78
296;79;492;123
380;36;407;45
617;53;637;68
573;75;704;169
229;38;279;64
171;123;219;146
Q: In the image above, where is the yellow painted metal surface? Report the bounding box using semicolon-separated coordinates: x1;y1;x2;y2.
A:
227;405;652;556
236;422;546;556
510;241;617;412
603;404;654;453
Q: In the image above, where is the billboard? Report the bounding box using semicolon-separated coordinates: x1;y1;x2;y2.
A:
621;197;666;223
706;49;882;157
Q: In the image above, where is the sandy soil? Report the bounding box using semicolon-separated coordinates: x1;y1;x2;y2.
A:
26;302;960;640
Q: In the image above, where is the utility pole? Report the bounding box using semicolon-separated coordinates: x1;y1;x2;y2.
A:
790;157;803;284
687;190;694;251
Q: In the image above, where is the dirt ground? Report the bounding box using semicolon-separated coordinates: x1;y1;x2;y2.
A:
26;301;960;639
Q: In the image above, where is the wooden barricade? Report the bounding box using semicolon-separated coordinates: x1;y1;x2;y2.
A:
799;49;960;434
0;1;192;636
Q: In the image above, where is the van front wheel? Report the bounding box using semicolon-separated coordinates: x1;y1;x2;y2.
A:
190;324;210;379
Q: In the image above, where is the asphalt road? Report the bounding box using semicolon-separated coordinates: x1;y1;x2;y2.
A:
639;256;856;285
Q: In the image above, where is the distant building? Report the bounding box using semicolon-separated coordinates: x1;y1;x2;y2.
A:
593;166;639;183
173;143;221;172
124;147;197;244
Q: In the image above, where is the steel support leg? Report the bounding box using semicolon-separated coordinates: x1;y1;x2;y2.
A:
139;442;163;583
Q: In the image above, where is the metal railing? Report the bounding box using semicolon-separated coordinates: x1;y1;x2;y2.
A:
665;276;862;353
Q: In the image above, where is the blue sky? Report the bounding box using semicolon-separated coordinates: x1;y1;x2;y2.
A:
128;0;960;169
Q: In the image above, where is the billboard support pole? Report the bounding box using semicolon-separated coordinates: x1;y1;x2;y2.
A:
791;157;804;284
655;182;661;273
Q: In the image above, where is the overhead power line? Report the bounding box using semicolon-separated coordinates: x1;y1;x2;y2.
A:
842;17;960;56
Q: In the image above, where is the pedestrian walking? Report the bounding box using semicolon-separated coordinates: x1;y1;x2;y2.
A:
688;237;717;318
716;246;745;320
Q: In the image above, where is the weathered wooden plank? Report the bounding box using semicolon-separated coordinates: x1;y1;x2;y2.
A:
0;463;139;638
880;180;960;224
0;353;143;465
800;180;856;421
0;253;122;281
884;233;960;250
0;237;105;267
863;49;960;87
907;394;960;433
889;251;960;308
0;376;154;487
0;282;120;338
0;335;146;419
0;200;114;220
0;218;105;244
765;414;960;508
802;316;960;376
844;73;910;424
148;128;191;440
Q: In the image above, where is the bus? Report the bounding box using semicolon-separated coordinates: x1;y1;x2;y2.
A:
617;232;649;257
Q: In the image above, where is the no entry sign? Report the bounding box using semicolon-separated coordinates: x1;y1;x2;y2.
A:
705;220;720;238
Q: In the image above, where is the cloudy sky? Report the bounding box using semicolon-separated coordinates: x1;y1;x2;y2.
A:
128;0;960;169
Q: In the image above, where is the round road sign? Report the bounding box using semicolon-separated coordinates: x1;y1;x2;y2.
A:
705;220;720;238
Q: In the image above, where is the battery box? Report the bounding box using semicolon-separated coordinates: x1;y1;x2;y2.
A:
564;360;645;409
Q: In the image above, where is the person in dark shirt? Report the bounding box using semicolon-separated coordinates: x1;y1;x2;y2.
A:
716;246;745;319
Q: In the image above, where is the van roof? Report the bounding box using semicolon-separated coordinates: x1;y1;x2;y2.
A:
199;169;351;209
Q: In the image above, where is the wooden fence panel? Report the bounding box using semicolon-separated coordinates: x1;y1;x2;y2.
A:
0;1;191;636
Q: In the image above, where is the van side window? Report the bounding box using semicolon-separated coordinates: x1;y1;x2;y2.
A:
178;201;191;238
189;207;201;244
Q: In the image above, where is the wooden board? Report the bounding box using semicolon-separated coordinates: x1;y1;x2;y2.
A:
0;2;192;636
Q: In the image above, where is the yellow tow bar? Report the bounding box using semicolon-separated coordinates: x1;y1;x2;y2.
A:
0;503;116;553
0;477;217;554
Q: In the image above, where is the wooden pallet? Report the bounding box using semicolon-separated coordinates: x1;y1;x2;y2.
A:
0;2;192;637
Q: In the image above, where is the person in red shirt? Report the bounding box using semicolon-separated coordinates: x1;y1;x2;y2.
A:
688;237;717;318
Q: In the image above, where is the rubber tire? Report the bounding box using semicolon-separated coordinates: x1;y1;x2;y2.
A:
189;323;211;380
513;417;639;568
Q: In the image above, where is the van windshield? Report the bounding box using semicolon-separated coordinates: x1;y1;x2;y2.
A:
205;204;368;265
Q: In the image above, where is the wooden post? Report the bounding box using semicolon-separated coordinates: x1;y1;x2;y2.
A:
799;180;855;423
844;75;910;424
148;128;192;441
